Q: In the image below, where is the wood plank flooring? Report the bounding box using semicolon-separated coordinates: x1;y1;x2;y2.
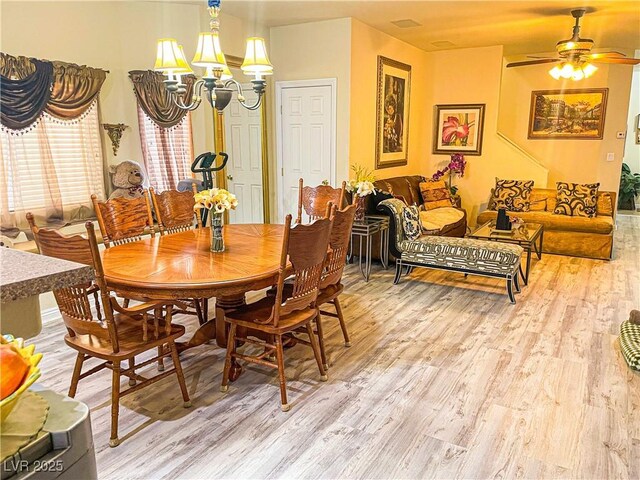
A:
28;215;639;479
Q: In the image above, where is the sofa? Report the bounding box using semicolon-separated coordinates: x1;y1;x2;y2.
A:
365;175;467;260
476;188;616;260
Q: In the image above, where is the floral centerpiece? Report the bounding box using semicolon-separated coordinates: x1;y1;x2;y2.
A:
194;188;238;252
431;153;466;196
346;165;376;222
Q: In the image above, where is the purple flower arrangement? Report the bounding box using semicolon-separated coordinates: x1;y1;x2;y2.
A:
431;153;466;195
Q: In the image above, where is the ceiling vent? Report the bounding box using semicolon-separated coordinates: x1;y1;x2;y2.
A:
431;40;457;48
391;19;422;28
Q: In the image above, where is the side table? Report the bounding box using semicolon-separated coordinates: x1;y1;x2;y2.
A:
349;215;390;282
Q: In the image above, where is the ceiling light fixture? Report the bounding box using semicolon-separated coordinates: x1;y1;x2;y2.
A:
153;0;273;112
548;61;597;81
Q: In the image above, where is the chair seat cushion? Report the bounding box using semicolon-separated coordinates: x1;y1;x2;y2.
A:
476;210;613;234
620;320;640;371
65;314;185;359
420;207;465;234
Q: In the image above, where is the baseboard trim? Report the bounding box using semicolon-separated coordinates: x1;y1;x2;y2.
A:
41;307;61;326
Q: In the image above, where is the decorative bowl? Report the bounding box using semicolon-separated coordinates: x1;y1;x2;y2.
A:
0;335;43;422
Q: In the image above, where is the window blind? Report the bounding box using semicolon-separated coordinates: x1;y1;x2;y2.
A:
137;106;193;192
0;100;105;225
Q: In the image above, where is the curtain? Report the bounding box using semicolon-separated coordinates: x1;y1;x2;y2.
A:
0;101;105;232
129;70;194;128
0;56;53;130
47;61;107;119
136;104;193;192
0;53;108;130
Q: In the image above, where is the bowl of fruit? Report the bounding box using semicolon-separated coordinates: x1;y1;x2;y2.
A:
0;335;43;422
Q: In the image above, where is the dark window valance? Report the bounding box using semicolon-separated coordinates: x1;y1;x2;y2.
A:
0;52;108;131
0;56;53;130
129;70;194;129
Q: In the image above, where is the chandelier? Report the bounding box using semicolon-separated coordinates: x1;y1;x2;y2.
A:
153;0;273;112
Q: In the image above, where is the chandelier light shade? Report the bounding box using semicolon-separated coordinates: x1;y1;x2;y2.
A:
241;37;274;76
192;32;227;68
153;0;273;112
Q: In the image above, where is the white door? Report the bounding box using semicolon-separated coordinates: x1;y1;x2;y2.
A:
224;85;264;224
277;81;336;222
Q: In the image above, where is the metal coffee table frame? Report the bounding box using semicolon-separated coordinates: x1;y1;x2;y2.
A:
468;221;543;285
349;215;390;282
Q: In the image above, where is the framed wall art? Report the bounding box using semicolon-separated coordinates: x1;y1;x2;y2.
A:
375;56;411;169
433;104;485;155
528;88;608;140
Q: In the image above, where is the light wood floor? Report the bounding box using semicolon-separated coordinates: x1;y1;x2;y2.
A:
30;215;639;480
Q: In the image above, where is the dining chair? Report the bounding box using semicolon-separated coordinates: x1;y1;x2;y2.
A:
220;212;333;412
315;203;357;368
296;178;346;224
27;215;191;448
149;186;207;324
149;185;202;235
91;193;155;248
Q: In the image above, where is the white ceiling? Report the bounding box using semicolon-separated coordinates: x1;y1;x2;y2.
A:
218;0;640;55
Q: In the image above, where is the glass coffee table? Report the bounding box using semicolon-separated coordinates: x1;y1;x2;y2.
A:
468;221;543;285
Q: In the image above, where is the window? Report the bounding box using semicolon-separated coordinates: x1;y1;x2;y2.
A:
137;106;193;192
0;100;105;229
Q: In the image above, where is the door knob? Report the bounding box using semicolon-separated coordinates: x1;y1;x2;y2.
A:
227;175;233;181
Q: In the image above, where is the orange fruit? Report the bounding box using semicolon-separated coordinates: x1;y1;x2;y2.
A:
0;344;30;400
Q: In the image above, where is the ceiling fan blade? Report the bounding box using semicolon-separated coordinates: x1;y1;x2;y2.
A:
592;57;640;65
506;59;561;68
527;55;558;59
586;51;626;59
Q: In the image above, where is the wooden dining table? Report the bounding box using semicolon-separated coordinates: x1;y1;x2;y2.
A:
102;224;285;380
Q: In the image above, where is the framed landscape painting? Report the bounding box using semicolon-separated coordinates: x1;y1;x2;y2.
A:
528;88;608;140
433;104;485;155
375;56;411;169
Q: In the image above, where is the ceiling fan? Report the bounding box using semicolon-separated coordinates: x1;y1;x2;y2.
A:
506;8;640;80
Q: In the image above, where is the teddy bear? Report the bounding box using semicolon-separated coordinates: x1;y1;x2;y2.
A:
108;160;146;199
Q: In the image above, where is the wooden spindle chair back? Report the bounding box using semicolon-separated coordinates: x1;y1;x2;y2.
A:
27;216;120;350
91;193;154;248
320;204;356;289
149;185;202;235
296;178;346;224
271;212;333;327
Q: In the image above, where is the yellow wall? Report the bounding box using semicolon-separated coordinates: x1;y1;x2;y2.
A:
623;55;640;175
349;19;431;180
499;55;634;193
0;1;268;170
269;18;352;185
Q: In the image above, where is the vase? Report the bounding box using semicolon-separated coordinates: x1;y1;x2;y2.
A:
354;195;367;223
210;212;224;252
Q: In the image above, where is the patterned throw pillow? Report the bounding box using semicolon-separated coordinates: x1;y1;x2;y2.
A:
554;182;600;218
401;205;422;241
491;179;534;212
420;180;452;211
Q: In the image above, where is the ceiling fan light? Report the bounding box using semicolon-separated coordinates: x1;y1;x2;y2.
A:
572;68;585;81
582;63;598;78
560;63;574;78
549;65;562;80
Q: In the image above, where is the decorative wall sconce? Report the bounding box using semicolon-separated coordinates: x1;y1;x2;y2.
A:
102;123;129;156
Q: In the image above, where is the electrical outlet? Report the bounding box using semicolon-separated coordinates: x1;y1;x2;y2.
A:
606;153;615;162
616;131;626;139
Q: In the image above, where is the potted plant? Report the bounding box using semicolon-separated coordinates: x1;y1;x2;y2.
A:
618;163;640;211
193;188;238;252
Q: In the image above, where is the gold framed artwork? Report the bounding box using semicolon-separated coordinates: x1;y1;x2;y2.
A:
375;56;411;169
528;88;608;140
433;104;485;155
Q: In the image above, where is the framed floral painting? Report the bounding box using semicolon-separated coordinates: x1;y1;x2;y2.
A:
433;104;485;155
375;56;411;169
